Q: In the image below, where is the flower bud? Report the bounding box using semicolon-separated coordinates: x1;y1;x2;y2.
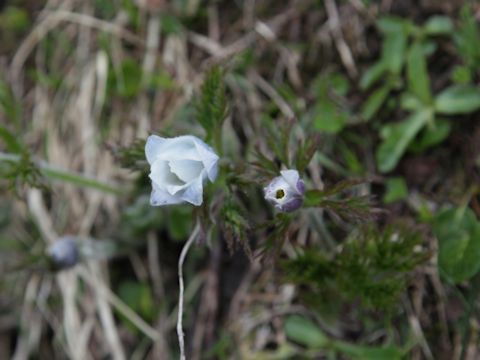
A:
264;170;305;212
47;237;79;270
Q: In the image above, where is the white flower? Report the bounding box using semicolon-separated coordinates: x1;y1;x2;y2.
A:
264;169;305;212
145;135;219;206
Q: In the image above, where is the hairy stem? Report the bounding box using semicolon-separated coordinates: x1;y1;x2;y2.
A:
177;223;200;360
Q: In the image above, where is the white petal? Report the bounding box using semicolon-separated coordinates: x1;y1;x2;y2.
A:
168;159;204;183
156;136;202;161
179;174;204;206
150;183;184;206
149;160;184;191
145;135;167;164
280;170;301;194
192;137;219;181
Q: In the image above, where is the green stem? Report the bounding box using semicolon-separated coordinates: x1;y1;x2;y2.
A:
0;152;124;195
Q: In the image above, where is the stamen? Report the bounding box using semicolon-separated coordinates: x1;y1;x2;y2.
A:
275;189;285;199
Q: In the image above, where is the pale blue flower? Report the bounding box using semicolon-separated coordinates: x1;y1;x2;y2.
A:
264;170;305;212
145;135;219;206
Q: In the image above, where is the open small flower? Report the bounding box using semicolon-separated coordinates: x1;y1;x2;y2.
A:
47;236;79;270
264;169;305;212
145;135;219;206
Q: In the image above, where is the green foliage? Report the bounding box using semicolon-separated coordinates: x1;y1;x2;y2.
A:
222;197;251;255
361;14;480;173
304;180;373;221
194;66;228;150
383;177;408;204
311;72;351;133
454;5;480;71
433;207;480;283
284;315;406;359
376;109;432;172
0;7;30;32
284;315;329;349
284;223;428;311
117;281;155;333
434;85;480;115
114;139;148;171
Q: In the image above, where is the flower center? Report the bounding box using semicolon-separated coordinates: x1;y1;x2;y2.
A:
275;189;285;199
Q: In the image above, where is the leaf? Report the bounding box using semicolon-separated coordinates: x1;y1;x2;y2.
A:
194;66;227;145
360;62;387;90
434;85;480;114
433;207;480;283
423;16;454;35
313;100;348;133
383;177;408;204
334;341;404;360
284;315;329;349
0;126;23;153
361;83;392;121
377;17;414;34
376;109;431;173
409;118;451;152
407;42;432;104
382;32;407;75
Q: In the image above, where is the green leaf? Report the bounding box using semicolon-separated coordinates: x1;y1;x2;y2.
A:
334;341;404;360
410;118;451;152
433;207;480;283
0;126;23;153
382;32;407;74
313;100;348;133
284;315;329;349
434;85;480;114
423;16;454;35
360;62;387;90
361;83;392;121
383;177;408;204
377;17;414;34
407;42;432;104
194;66;227;149
376;109;431;173
451;65;472;85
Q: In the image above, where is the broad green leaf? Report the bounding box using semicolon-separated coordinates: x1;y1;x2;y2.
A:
334;341;404;360
433;207;480;283
376;110;431;173
284;315;329;349
360;62;387;90
434;85;480;114
407;42;432;104
410;118;451;152
383;177;408;204
382;32;407;74
423;16;453;35
400;93;423;112
313;100;348;133
361;83;392;121
377;17;414;34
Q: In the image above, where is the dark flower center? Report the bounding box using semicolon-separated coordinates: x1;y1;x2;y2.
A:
275;189;285;199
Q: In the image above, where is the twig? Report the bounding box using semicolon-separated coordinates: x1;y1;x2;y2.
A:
177;222;201;360
324;0;358;78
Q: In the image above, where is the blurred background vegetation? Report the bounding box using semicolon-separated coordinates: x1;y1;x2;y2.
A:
0;0;480;359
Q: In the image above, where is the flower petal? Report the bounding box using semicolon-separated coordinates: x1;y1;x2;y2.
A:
149;159;184;190
192;137;219;181
150;182;184;206
179;174;204;206
145;135;167;164
280;170;302;195
168;159;204;183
